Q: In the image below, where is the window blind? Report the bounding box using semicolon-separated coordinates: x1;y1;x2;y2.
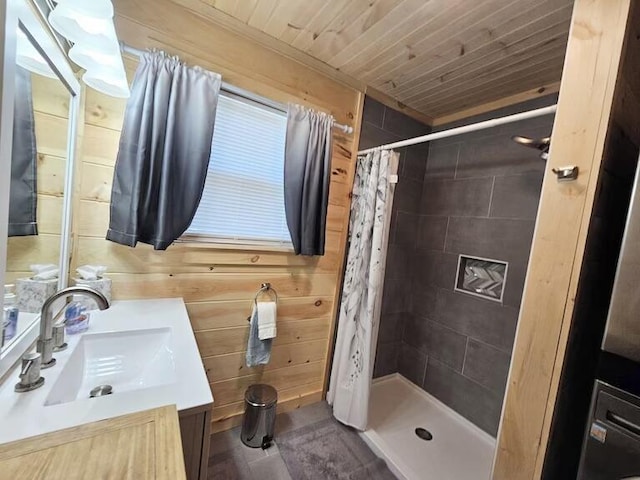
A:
185;93;292;245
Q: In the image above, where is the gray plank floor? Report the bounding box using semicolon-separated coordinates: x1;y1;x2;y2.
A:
208;401;396;480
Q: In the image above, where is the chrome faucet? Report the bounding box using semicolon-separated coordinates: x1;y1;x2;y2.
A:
37;286;110;368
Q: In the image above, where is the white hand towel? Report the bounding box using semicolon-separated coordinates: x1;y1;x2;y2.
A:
257;301;277;340
246;304;272;367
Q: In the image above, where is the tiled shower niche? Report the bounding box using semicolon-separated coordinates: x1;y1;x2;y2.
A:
455;255;508;303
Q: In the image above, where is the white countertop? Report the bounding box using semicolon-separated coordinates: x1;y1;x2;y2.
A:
8;311;38;346
0;298;213;444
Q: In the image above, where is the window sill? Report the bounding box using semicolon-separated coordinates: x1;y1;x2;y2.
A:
176;236;295;253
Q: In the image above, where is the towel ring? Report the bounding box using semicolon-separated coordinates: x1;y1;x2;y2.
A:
253;283;278;305
248;283;278;323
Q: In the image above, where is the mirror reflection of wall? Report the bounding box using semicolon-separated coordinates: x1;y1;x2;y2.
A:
3;25;70;350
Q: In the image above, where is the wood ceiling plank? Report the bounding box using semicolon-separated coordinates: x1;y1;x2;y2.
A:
191;0;572;125
421;48;566;107
419;57;565;114
323;0;428;69
287;0;354;49
303;0;404;62
335;0;481;77
167;0;366;93
426;70;563;118
393;17;570;103
247;0;279;29
427;76;561;119
421;70;561;113
354;0;528;82
421;61;564;117
421;63;562;118
205;0;237;16
263;0;331;41
371;0;572;93
432;82;560;126
231;0;258;23
402;34;568;106
317;0;418;62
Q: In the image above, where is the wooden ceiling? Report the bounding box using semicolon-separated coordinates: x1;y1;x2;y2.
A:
187;0;574;123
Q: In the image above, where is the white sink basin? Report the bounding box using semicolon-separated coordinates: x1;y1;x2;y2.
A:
45;328;176;406
0;298;212;445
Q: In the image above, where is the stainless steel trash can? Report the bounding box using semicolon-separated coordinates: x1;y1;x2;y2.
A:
240;384;277;449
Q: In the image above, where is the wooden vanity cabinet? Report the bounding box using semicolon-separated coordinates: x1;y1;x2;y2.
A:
0;405;186;479
179;404;213;480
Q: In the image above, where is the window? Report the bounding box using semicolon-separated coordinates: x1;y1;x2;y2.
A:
184;92;291;246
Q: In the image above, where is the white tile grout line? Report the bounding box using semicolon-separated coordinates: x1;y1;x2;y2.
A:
442;216;450;251
424;142;432;181
461;337;470;376
486;176;496;217
468;335;513;355
421;354;429;387
453;142;461;179
381;105;387;133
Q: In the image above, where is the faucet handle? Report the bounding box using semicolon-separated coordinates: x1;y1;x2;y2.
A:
15;352;45;392
52;324;67;352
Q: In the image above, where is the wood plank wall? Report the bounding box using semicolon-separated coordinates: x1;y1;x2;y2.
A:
5;74;68;283
492;0;632;477
70;0;362;433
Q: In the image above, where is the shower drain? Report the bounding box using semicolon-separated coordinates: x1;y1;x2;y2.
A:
415;427;433;441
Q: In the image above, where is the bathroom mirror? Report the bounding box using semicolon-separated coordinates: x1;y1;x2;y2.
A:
0;0;80;371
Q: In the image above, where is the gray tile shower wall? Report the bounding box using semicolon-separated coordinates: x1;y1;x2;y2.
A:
362;94;555;436
403;95;556;436
358;97;431;380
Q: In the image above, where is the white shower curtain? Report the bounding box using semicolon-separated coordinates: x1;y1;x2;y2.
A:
327;149;399;430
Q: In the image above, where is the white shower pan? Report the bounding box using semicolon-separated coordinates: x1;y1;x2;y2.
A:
360;374;496;480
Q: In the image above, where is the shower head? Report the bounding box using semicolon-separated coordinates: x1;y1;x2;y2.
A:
512;135;551;160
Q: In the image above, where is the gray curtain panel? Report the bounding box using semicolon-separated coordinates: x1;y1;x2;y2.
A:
284;104;333;256
106;51;221;250
9;66;38;237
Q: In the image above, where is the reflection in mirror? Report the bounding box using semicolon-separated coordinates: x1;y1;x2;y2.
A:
2;24;70;353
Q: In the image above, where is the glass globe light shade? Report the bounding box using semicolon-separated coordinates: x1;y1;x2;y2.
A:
49;1;117;53
83;60;130;98
16;28;57;79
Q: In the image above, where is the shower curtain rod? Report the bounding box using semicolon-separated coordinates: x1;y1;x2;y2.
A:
119;42;354;134
358;104;557;155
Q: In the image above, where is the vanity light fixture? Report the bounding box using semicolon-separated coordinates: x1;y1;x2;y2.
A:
69;27;130;98
48;0;114;50
68;34;119;70
48;0;130;98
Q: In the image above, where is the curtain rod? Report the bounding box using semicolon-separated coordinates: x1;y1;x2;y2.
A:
119;42;354;135
358;104;557;155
